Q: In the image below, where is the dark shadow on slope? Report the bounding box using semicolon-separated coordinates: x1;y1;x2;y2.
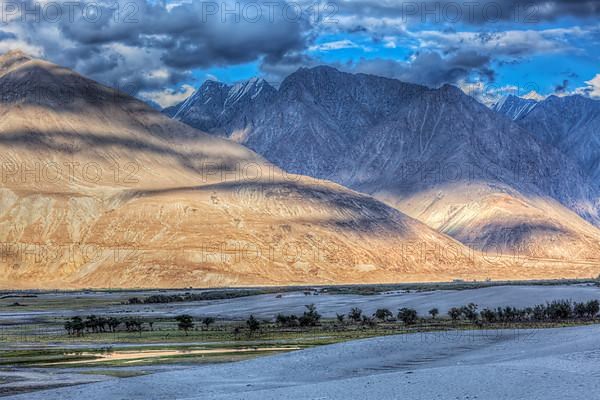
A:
117;180;413;234
0;130;241;175
456;221;572;255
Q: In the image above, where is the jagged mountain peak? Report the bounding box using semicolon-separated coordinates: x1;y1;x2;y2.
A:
166;76;276;134
0;49;33;72
493;94;538;120
225;77;275;106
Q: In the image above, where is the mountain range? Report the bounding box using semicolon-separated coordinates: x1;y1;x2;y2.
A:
1;51;599;289
0;50;506;289
494;94;600;184
165;67;600;263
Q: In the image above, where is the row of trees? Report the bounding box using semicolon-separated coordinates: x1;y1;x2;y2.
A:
339;299;600;327
128;290;263;305
174;315;216;334
476;300;600;323
64;315;217;336
65;299;600;336
331;307;423;326
275;304;322;327
64;315;149;336
313;299;600;327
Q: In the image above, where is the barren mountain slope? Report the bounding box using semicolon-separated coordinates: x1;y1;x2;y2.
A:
0;51;509;289
496;94;600;184
167;67;600;263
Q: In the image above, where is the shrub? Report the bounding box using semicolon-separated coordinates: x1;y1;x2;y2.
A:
275;314;298;327
361;315;376;327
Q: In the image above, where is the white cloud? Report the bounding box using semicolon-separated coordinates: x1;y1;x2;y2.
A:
382;36;397;48
309;39;363;51
458;81;514;106
0;41;43;57
413;26;589;58
575;74;600;98
330;16;407;36
140;84;196;108
522;90;546;101
458;81;547;106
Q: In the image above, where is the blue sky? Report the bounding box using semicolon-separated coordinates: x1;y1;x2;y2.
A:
2;0;599;106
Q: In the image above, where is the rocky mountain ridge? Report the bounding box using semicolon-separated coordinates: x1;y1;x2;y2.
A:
165;66;600;262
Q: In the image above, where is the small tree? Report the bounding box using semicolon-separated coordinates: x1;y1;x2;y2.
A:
97;317;109;332
247;315;260;334
398;308;418;325
275;314;298;327
336;313;346;324
428;308;439;319
532;304;546;321
574;302;587;319
126;317;144;336
374;308;393;321
175;314;194;335
107;317;121;332
461;303;479;323
587;300;600;318
85;315;99;333
546;300;573;321
66;316;85;336
448;307;462;322
480;308;497;323
202;317;216;330
64;320;73;335
349;307;363;323
299;304;321;327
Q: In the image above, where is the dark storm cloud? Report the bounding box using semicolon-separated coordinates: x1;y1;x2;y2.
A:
260;52;320;84
7;0;312;94
555;79;569;93
2;0;595;105
333;0;600;27
260;49;494;88
53;0;310;65
0;30;17;41
347;50;494;87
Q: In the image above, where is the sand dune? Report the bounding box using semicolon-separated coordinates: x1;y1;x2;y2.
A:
7;325;600;399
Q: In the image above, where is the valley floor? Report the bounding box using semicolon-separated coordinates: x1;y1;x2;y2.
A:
2;283;600;398
4;325;600;399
